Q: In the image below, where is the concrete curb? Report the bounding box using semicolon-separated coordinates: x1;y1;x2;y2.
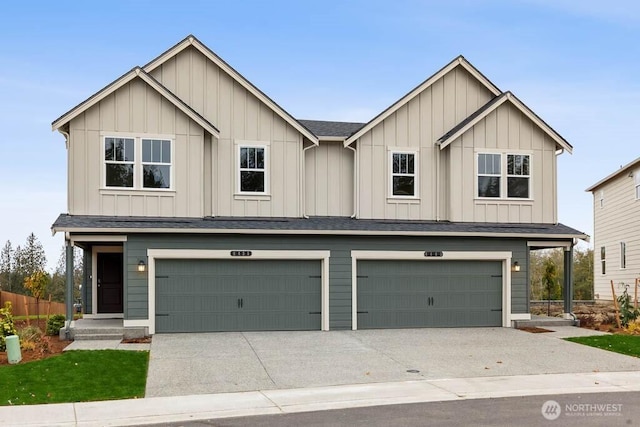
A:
3;371;640;426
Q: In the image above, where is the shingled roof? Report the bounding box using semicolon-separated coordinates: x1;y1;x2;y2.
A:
297;120;365;138
52;214;588;240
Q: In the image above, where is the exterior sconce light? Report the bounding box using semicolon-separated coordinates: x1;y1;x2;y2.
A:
137;260;146;272
512;261;520;272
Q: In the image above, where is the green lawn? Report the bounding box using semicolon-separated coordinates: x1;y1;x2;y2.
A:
0;350;149;405
565;335;640;358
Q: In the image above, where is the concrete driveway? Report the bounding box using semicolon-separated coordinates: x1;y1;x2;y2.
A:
145;327;640;397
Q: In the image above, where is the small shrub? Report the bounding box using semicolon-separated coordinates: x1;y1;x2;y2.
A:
624;319;640;335
18;325;43;343
0;301;18;351
46;314;66;336
20;340;37;351
617;284;640;328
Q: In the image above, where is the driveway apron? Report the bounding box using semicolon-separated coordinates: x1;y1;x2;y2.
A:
145;328;640;397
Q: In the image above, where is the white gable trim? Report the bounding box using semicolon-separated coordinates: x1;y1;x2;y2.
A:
51;68;220;138
344;56;501;147
144;35;319;145
438;92;572;154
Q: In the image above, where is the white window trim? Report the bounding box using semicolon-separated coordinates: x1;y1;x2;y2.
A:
475;150;533;201
140;138;174;191
101;133;175;192
387;148;419;200
235;141;270;196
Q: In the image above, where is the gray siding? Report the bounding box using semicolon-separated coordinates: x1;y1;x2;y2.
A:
125;234;531;329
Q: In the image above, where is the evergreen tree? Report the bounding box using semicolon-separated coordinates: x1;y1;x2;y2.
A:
0;240;12;291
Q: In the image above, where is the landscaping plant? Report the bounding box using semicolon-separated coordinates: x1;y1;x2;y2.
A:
617;283;640;328
23;271;49;321
0;302;17;351
46;314;66;336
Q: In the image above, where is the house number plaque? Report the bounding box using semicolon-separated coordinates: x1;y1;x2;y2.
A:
230;251;252;256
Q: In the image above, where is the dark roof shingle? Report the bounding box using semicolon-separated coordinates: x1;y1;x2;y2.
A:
297;120;365;138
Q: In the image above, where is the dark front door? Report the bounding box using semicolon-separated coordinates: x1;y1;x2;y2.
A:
97;252;123;313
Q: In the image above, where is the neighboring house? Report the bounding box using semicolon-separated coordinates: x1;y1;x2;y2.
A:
586;158;640;301
52;35;587;336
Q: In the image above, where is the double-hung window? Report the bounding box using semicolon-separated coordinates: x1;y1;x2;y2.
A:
104;136;172;190
477;152;531;199
390;151;417;197
477;153;501;198
238;145;267;193
105;137;135;188
142;139;171;189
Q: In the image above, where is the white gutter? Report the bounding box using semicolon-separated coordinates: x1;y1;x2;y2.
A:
302;142;316;219
435;142;441;221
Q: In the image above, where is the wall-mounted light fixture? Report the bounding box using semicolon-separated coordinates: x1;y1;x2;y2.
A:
512;261;520;272
137;260;146;272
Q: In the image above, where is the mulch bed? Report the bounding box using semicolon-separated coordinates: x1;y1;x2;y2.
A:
0;319;70;365
518;326;554;333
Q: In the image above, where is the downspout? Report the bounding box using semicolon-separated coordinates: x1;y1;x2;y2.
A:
435;142;441;221
346;143;357;218
302;142;316;219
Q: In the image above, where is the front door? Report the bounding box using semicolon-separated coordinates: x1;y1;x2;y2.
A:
97;252;123;313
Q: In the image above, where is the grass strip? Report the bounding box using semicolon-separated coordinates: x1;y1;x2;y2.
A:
0;350;149;405
565;335;640;358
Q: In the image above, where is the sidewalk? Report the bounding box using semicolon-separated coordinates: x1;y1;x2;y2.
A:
3;370;640;427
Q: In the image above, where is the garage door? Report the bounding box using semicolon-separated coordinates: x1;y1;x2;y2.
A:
357;260;502;328
155;259;321;333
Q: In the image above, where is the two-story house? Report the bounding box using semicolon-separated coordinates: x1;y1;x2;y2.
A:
587;158;640;301
52;35;587;337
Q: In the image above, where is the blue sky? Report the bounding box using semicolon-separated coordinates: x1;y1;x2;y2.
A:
1;0;638;268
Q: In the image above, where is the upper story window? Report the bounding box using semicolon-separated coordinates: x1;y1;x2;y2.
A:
390;151;417;197
105;137;134;188
477;152;531;199
600;246;606;275
142;139;171;189
238;145;268;194
635;169;640;200
103;135;173;190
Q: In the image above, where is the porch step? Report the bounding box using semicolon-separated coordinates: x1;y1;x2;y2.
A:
513;318;578;328
72;327;125;336
74;333;123;341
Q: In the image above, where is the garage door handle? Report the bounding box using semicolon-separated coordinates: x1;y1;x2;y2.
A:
309;311;321;315
357;311;369;314
156;313;169;317
238;298;244;308
491;309;502;312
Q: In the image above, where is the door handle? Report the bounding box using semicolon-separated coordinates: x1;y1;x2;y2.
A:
241;298;244;308
237;298;240;308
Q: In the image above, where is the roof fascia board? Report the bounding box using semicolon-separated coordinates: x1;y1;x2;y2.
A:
52;225;588;241
438;92;573;154
52;68;220;138
344;56;502;147
143;35;319;145
137;70;220;138
586;156;640;192
438;94;508;149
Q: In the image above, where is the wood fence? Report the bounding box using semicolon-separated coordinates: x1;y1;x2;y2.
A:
0;291;65;317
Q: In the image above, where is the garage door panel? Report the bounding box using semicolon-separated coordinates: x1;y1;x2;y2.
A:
358;260;502;328
156;259;321;333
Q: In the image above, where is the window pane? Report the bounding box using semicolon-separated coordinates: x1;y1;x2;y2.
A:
601;247;605;260
478;154;486;175
256;148;264;169
393;176;414;196
162;140;171;163
115;139;125;161
522;155;530;175
143;165;170;188
478;176;500;197
105;138;115;161
240;148;248;168
247;148;255;168
151;140;161;163
106;164;133;187
507;177;529;198
393;154;400;174
142;140;152;163
240;171;264;192
492;154;501;174
407;154;414;174
124;138;134;161
507;155;514;175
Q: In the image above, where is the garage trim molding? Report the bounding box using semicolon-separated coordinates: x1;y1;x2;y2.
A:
143;249;331;334
350;250;513;329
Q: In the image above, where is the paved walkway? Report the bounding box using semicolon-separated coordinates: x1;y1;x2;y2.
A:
3;371;640;426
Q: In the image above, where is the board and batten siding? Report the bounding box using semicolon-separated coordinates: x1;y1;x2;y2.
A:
447;101;558;223
68;77;205;217
305;142;354;216
355;66;494;220
148;46;305;217
592;172;640;301
124;234;529;329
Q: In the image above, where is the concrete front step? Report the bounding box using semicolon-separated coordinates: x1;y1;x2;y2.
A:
72;328;125;336
74;333;124;341
513;319;578;328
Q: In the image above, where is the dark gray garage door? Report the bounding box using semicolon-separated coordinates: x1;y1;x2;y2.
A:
357;260;502;328
155;259;321;333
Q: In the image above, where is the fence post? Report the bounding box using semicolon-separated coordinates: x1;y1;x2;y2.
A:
23;295;30;326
